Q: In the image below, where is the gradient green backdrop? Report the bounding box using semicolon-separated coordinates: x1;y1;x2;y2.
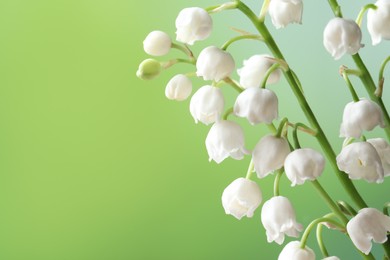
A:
0;0;389;259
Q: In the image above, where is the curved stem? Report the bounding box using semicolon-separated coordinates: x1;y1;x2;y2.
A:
223;107;234;120
275;118;288;138
377;56;390;97
292;123;301;149
221;34;264;50
260;63;280;88
245;159;255;180
337;200;358;216
356;4;377;27
342;70;360;102
223;77;244;93
317;223;330;257
171;43;194;58
273;169;283;196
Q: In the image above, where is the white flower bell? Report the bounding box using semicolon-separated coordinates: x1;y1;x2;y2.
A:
268;0;303;29
336;142;384;183
367;138;390;176
196;46;235;81
175;7;213;45
238;55;281;89
347;208;390;255
340;99;385;138
165;74;192;101
143;31;172;56
278;241;315;260
205;120;249;163
233;87;279;125
221;177;262;220
189;85;224;125
261;196;302;245
252;135;290;178
367;0;390;45
323;17;363;60
322;257;340;260
284;148;325;186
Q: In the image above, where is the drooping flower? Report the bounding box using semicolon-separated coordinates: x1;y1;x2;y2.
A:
323;17;363;60
136;59;162;80
268;0;303;29
252;135;290;178
196;46;235;81
143;31;172;56
322;257;340;260
205;120;249;163
367;138;390;176
340;99;385;138
278;241;315;260
165;74;192;101
238;54;281;89
175;7;213;45
367;0;390;45
233;87;278;125
261;196;302;245
284;148;325;186
189;85;224;125
347;208;390;255
336;142;384;183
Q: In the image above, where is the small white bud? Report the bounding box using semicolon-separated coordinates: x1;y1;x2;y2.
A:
143;31;172;56
278;241;315;260
196;46;235;81
268;0;303;29
165;74;192;101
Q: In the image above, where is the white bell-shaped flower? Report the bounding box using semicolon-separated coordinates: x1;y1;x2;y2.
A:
252;135;290;178
323;17;363;60
165;74;192;101
336;142;384;183
205;120;249;163
268;0;303;29
221;177;262;220
261;196;302;245
233;87;278;125
143;31;172;56
322;257;340;260
284;148;325;186
278;241;315;260
189;85;224;125
347;208;390;255
196;46;235;82
175;7;213;45
367;0;390;45
238;54;281;89
340;99;385;138
367;138;390;176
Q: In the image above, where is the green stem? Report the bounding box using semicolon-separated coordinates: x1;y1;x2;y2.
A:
171;43;194;58
342;71;360;102
384;202;390;216
221;34;264;51
223;77;244;93
377;56;390;97
292;123;301;149
316;223;330;257
356;4;377;27
161;58;196;69
337;200;358;216
260;63;280;88
273;169;283;196
245;159;254;180
275;118;288;138
223;107;233;120
258;0;270;22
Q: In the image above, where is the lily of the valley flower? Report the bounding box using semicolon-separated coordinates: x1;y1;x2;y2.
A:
165;74;192;101
196;46;235;81
136;59;162;80
205;120;249;163
323;17;363;60
143;31;172;56
322;257;340;260
347;208;390;255
268;0;303;29
367;0;390;45
261;196;302;245
278;241;315;260
175;7;213;45
233;87;279;125
367;138;390;176
189;85;224;125
340;99;385;138
238;54;281;89
252;135;290;178
284;148;325;186
337;142;384;183
222;177;262;220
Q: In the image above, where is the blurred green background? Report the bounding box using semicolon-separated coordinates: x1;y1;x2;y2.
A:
0;0;389;259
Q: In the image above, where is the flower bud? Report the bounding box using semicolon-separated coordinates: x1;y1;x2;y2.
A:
323;17;363;60
143;31;172;56
278;241;315;260
252;135;290;178
347;208;390;255
189;85;224;125
284;148;325;186
136;59;162;80
322;257;340;260
261;196;302;245
367;138;390;176
222;177;262;220
196;46;235;81
165;74;192;101
268;0;303;29
336;142;384;183
340;99;385;138
234;87;278;125
205;120;249;164
175;7;212;45
367;0;390;45
238;55;281;89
